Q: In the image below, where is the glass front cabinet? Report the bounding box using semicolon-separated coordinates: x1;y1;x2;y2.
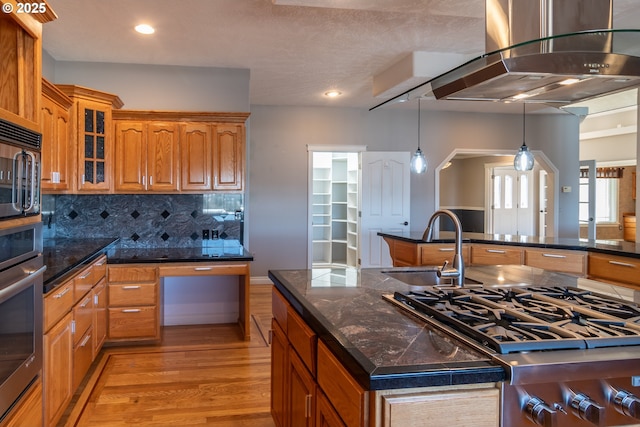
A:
57;85;123;192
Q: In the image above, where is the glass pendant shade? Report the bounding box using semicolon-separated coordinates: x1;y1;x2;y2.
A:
411;148;428;174
514;104;534;171
514;143;534;171
411;99;427;174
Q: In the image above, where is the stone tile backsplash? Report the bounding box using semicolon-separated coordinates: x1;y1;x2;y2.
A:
42;194;244;248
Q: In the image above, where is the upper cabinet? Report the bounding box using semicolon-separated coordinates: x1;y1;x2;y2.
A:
0;5;56;132
56;85;124;193
41;79;72;192
114;120;179;192
113;111;249;193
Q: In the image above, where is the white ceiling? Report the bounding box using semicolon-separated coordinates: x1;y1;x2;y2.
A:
43;0;640;114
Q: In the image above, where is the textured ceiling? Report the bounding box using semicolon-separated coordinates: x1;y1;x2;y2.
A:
43;0;640;113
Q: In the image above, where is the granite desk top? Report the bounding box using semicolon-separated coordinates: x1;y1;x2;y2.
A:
43;238;253;294
268;265;639;391
378;231;640;259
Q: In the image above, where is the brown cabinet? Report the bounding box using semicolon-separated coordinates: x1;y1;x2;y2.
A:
271;288;364;427
92;279;108;356
623;214;636;243
470;244;524;266
41;79;73;192
382;237;471;267
524;247;587;276
56;85;124;193
180;122;246;191
114;120;180;192
43;254;108;427
0;9;55;132
107;265;160;342
588;252;640;288
43;311;73;427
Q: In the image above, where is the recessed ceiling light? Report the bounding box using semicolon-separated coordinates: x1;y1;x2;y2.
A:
324;90;342;98
135;24;155;35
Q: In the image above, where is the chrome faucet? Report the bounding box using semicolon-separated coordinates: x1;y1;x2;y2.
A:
422;209;465;287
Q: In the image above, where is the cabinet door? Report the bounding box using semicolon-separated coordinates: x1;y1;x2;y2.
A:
78;100;112;191
271;319;288;427
289;348;316;427
180;123;212;191
316;390;346;427
93;278;107;357
41;96;72;191
212;124;244;191
44;312;73;427
147;122;179;191
114;120;146;191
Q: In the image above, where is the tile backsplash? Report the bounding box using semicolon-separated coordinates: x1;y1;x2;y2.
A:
42;194;244;248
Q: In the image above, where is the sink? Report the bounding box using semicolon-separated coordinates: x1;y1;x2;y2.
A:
382;267;482;288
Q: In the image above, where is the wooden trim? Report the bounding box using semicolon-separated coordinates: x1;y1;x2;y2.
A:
113;110;250;123
42;78;73;108
56;84;124;109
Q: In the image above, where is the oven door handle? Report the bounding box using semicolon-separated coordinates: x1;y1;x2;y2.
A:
12;151;23;212
23;150;37;213
0;265;46;305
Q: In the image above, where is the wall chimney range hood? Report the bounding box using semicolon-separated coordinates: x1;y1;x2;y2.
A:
371;0;640;110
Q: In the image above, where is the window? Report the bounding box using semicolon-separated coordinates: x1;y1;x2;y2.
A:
579;177;618;224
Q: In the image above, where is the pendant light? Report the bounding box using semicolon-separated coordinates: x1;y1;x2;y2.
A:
410;98;428;174
514;103;534;171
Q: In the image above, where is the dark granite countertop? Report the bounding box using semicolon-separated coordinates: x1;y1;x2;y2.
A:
43;238;253;294
378;230;640;259
105;240;254;264
269;265;637;392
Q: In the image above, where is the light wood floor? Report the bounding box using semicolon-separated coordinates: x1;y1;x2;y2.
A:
59;284;276;427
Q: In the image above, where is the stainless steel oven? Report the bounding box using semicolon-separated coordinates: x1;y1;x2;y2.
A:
0;223;44;420
0;118;41;219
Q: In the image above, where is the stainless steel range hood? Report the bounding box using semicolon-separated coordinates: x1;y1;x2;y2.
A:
371;0;640;110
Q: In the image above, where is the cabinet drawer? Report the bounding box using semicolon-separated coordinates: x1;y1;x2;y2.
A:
108;306;158;339
419;244;470;266
287;306;317;376
471;245;523;265
159;263;249;277
108;265;157;283
272;288;288;333
109;283;157;306
72;294;93;346
44;280;74;332
524;248;586;276
73;327;94;391
588;253;640;287
317;340;366;427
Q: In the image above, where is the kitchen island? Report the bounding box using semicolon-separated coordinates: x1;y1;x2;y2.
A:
268;265;640;426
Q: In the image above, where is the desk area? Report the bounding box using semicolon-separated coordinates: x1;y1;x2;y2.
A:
43;239;254;342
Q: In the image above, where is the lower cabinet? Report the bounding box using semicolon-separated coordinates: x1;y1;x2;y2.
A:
588;252;640;288
271;287;500;427
0;378;43;427
43;255;108;427
44;311;73;427
372;384;500;427
107;265;160;342
470;244;523;265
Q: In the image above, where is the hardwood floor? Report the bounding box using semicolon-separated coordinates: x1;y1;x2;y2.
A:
59;284;276;427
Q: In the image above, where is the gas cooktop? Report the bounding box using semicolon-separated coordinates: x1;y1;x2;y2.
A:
387;285;640;355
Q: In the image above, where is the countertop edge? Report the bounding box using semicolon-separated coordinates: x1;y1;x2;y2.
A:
378;232;640;259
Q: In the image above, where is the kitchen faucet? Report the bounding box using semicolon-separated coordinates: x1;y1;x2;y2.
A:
422;209;465;287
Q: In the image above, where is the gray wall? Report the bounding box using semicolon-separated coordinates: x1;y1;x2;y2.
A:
46;59;581;278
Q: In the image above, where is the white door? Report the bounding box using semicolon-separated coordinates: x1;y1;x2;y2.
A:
360;152;410;268
579;160;596;240
491;166;534;235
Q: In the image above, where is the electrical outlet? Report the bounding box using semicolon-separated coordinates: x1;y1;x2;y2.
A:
212;230;219;239
202;229;210;240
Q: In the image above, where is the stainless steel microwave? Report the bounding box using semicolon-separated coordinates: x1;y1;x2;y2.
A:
0;118;41;219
